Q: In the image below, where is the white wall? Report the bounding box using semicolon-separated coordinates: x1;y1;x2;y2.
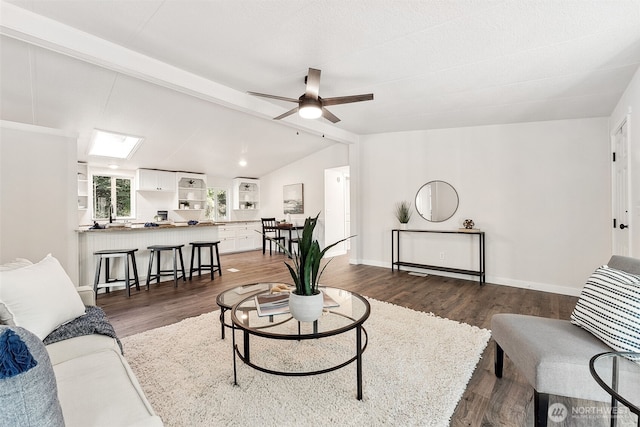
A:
260;143;349;246
609;66;640;257
354;118;611;295
0;121;79;283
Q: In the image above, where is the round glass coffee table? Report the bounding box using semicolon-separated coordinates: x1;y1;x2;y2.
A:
230;285;370;399
589;352;640;427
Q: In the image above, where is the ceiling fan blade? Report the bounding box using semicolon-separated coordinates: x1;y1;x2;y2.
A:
322;93;374;106
273;107;299;120
305;68;321;100
247;91;298;103
322;107;341;123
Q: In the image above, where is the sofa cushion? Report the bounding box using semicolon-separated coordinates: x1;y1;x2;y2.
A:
53;346;163;427
46;334;121;365
0;255;86;339
492;314;615;401
570;265;640;353
0;326;65;427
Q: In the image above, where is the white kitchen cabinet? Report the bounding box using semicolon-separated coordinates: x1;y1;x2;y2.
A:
235;222;260;251
176;173;207;210
217;221;261;253
232;178;260;210
136;169;176;192
217;224;237;253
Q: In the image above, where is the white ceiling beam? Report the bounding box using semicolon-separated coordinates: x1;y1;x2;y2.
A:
0;2;358;144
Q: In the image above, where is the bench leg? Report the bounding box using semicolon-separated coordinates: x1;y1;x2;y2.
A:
494;341;504;378
534;390;549;427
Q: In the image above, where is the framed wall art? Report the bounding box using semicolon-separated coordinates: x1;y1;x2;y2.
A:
283;183;304;214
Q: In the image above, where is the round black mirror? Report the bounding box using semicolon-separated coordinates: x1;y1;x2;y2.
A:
415;181;459;222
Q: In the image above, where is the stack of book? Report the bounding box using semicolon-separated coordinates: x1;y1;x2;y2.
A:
255;292;340;317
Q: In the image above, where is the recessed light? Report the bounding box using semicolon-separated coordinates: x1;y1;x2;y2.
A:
88;129;143;159
239;160;247;167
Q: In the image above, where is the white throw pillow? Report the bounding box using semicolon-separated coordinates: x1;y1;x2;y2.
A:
0;255;86;339
0;258;34;325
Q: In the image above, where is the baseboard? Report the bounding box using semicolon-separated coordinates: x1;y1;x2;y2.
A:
353;259;583;297
489;276;582;297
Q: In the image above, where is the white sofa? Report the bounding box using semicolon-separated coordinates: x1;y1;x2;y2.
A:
0;256;163;427
46;286;163;427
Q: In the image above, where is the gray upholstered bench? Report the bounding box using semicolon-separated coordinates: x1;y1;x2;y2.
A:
491;255;640;427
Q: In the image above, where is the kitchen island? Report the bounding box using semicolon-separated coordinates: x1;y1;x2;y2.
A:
77;221;261;288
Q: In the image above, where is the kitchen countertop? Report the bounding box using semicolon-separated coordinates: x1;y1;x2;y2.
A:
77;220;259;232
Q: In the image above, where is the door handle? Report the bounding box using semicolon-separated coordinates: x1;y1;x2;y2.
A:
620;223;629;230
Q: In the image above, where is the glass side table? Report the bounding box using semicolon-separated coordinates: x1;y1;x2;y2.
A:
589;352;640;427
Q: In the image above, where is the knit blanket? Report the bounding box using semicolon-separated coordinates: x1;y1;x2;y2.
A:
43;306;123;354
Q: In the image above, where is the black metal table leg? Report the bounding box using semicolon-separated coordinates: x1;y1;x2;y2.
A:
356;324;363;400
220;307;226;339
232;323;238;385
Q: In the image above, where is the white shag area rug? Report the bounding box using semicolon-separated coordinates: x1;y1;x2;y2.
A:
121;298;491;427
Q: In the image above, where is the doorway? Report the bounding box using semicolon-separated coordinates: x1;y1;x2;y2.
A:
324;166;350;257
612;117;631;256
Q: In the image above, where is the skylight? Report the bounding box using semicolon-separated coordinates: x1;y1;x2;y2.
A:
88;129;143;159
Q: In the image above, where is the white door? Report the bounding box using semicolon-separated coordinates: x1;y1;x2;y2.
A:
612;120;630;256
324;167;349;257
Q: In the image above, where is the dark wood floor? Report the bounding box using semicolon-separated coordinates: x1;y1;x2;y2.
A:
98;250;621;427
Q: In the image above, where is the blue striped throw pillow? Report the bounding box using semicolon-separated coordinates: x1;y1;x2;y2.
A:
570;265;640;353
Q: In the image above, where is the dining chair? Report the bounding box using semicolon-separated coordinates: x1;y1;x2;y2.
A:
261;218;285;255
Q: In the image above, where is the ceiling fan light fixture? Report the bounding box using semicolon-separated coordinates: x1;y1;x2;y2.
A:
248;67;373;123
298;98;322;119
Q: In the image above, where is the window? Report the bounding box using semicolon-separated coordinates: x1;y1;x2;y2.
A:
93;175;133;220
88;129;143;159
206;188;227;221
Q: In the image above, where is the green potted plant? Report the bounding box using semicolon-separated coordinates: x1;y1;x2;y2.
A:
264;212;353;321
395;201;412;229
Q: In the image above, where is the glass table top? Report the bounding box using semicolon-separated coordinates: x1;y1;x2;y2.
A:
216;283;285;309
230;285;370;339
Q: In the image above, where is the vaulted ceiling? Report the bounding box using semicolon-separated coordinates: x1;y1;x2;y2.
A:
1;0;639;178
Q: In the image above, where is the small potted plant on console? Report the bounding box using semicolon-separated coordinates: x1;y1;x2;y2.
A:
394;201;412;229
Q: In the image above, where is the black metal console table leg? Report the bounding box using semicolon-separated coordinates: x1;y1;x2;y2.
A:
391;230;396;272
479;232;485;285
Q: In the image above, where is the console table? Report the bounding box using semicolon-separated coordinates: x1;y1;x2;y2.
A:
391;229;485;285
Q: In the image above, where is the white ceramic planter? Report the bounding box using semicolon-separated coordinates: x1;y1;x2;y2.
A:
288;291;324;322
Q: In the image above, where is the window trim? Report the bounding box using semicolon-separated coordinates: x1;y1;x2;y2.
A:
88;167;136;221
206;186;228;221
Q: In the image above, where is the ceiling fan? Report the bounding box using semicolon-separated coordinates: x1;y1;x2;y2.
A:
248;68;373;123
